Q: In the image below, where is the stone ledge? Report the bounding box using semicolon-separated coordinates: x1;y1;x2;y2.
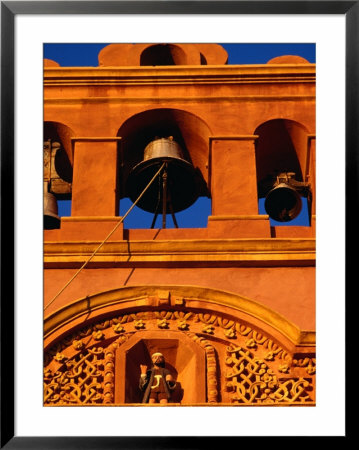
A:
44;402;315;407
44;238;316;267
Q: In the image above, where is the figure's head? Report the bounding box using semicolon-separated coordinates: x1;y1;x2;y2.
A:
151;352;165;367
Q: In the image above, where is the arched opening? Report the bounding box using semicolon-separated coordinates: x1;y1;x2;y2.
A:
200;53;207;65
44;122;74;228
117;109;212;229
254;119;311;225
44;121;74;165
140;44;187;66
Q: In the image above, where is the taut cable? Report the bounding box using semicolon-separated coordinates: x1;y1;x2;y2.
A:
45;162;165;311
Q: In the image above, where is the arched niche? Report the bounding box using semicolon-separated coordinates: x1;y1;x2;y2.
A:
115;330;206;404
254;119;313;223
254;119;309;186
44;121;74;202
44;121;75;165
140;44;188;66
116;108;212;198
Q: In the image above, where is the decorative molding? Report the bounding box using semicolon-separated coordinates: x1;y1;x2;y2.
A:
187;333;218;403
103;346;116;404
44;65;316;89
61;216;124;222
44;238;316;267
208;215;269;220
44;307;315;406
44;95;316;105
44;286;315;347
209;135;258;141
46;308;293;361
71;137;122;142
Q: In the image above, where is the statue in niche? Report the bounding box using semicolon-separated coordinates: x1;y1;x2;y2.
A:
139;352;176;404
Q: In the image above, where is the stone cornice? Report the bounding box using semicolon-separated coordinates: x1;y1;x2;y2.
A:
44;94;316;104
43;238;316;267
44;64;316;87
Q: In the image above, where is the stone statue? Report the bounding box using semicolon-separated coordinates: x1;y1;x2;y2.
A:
139;352;176;404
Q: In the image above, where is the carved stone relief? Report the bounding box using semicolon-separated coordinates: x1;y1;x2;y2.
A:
225;344;314;404
44;306;315;406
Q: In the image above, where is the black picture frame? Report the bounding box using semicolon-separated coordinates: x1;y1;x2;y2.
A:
1;1;355;447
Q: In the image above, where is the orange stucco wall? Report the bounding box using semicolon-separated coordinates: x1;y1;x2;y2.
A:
44;265;315;330
43;45;316;406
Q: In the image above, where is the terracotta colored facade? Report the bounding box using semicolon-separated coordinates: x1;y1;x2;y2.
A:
43;44;316;406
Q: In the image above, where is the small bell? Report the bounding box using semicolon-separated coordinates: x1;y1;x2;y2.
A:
264;182;302;222
44;184;60;229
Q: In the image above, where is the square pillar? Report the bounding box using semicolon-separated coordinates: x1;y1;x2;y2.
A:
210;136;259;215
71;138;120;216
208;136;270;238
307;136;316;217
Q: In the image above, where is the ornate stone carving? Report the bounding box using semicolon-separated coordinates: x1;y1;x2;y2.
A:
293;357;316;375
134;319;145;329
92;330;104;340
44;303;315;406
187;333;218;403
72;339;84;350
113;323;125;334
45;308;292;366
44;346;105;405
157;318;169;329
103;345;116;404
225;344;314;404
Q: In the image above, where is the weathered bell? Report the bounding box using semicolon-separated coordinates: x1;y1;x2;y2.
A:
143;137;186;162
264;182;302;222
126;137;200;213
44;190;61;229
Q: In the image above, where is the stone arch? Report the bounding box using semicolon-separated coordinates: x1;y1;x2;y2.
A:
116;108;212;196
44;121;75;165
254;119;309;185
43;285;315;406
44;285;315;353
253;119;313;222
140;44;188;66
44;121;74;213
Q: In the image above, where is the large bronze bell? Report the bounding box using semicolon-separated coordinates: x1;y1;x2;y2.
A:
44;184;60;229
264;182;302;222
126;137;200;217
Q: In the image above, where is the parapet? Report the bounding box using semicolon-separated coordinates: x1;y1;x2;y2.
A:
98;43;228;66
267;55;310;64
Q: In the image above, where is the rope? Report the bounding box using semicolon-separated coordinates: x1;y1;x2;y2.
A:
45;162;165;311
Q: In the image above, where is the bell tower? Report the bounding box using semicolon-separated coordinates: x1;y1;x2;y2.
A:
43;44;316;406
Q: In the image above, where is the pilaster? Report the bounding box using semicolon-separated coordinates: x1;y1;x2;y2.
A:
71;137;120;216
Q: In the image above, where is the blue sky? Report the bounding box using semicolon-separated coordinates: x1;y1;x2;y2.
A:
44;43;315;228
44;43;315;66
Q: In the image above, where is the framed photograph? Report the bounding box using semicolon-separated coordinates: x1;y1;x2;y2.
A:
1;1;354;447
